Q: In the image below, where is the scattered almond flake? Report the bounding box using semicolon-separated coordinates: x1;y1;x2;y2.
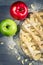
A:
8;45;14;49
17;56;21;60
8;42;16;50
21;60;24;65
31;4;35;10
0;42;4;45
29;63;32;65
25;59;28;62
15;49;18;54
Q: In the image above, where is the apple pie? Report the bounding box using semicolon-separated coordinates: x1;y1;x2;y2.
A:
19;12;43;61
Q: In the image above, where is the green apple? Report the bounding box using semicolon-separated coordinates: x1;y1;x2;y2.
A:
0;19;17;36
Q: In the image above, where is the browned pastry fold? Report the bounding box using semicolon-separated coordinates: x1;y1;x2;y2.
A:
20;30;41;60
26;18;43;39
38;12;43;16
33;12;43;25
22;22;43;52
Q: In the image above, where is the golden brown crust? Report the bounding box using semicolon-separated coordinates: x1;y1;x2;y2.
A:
19;12;43;61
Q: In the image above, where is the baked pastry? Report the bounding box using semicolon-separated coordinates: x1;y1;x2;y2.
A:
19;12;43;61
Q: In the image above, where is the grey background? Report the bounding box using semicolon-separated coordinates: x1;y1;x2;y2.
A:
0;0;43;65
0;0;43;6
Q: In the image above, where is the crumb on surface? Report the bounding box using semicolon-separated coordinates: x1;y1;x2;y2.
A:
21;60;24;65
0;42;4;45
25;59;28;62
17;56;21;60
29;62;32;65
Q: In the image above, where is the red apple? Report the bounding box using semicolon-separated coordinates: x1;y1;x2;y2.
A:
10;1;28;20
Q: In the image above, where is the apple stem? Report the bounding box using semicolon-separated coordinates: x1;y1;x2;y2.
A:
19;8;24;12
